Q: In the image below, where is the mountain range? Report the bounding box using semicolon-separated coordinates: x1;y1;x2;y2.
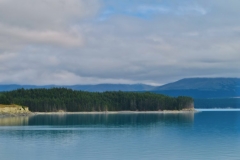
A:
0;84;154;92
152;78;240;98
1;78;240;98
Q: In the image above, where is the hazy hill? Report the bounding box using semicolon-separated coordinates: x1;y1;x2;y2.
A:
1;78;240;98
0;84;155;92
152;78;240;98
155;78;240;91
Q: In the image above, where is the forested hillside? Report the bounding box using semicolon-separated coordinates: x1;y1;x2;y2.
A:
0;88;193;112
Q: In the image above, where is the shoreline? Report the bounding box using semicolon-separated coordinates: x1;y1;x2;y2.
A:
0;112;33;118
31;109;197;115
0;109;196;117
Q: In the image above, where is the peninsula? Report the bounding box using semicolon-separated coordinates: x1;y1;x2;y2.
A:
0;88;194;113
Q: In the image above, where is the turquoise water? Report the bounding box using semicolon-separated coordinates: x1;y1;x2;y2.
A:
1;111;240;160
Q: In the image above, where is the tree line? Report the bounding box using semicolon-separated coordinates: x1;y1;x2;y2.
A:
0;88;194;112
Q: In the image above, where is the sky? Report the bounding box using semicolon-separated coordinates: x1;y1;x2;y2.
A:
0;0;240;85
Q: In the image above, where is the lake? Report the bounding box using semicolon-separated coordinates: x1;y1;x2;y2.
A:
1;110;240;160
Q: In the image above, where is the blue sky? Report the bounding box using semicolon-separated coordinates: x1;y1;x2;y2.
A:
99;0;207;20
0;0;239;85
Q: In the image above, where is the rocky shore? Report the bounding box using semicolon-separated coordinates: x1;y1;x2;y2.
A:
0;104;32;117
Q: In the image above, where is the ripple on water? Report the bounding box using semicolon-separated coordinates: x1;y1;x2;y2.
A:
0;112;240;160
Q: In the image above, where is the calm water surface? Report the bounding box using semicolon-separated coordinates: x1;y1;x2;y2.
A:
1;111;240;160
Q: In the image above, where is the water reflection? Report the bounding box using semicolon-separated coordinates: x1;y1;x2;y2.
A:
0;116;29;126
0;113;194;127
1;112;240;160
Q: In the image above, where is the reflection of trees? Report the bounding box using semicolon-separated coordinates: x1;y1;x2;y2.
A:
27;113;194;126
0;116;29;126
0;113;194;126
0;113;194;139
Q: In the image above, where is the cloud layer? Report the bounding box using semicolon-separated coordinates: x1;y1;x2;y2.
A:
0;0;240;85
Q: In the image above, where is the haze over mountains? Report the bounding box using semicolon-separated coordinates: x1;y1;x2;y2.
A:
153;78;240;98
155;78;240;91
0;84;154;92
1;78;240;98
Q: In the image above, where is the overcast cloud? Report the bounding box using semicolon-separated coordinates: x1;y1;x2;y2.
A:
0;0;240;85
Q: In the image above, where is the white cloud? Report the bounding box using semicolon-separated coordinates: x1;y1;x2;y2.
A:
0;24;83;49
0;0;240;85
0;0;100;51
0;0;100;29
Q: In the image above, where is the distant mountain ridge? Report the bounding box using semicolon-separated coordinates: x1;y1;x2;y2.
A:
154;78;240;91
152;78;240;98
0;84;155;92
1;78;240;98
